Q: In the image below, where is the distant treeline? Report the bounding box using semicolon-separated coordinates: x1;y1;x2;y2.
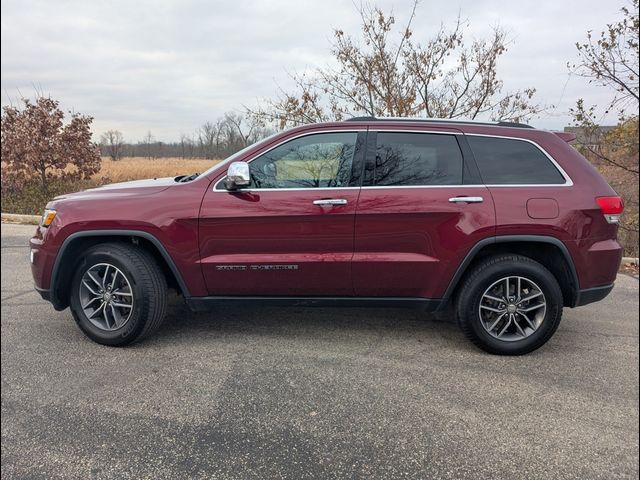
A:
98;112;274;160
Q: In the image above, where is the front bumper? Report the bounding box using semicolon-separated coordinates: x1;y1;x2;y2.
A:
34;286;67;310
35;286;51;302
30;225;63;308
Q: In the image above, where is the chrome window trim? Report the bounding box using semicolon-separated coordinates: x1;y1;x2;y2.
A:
216;186;362;193
212;129;573;192
464;133;573;187
360;184;485;190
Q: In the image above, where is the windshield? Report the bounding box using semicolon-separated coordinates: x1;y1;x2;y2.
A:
200;131;282;178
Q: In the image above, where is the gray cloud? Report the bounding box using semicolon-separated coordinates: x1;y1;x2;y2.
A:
1;0;626;141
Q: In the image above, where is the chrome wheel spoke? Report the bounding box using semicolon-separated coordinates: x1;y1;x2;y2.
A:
82;280;99;296
82;296;101;309
513;315;527;337
111;302;132;309
103;302;112;329
520;302;545;312
88;304;103;319
519;311;537;330
102;265;110;288
497;315;513;338
483;294;504;304
86;272;102;290
519;292;543;304
110;304;121;328
480;304;506;313
487;312;507;332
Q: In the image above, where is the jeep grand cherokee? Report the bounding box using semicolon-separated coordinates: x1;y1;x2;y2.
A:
30;117;624;354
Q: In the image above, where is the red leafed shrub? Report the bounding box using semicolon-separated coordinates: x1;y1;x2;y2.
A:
1;96;101;202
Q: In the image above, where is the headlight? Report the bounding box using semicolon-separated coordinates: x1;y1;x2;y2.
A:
41;209;57;227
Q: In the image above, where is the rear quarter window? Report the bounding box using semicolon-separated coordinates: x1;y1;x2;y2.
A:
467;136;566;185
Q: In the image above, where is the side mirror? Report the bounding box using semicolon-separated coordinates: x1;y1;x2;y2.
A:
225;162;251;190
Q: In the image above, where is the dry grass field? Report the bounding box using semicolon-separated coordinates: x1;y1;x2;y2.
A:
1;157;222;214
97;157;220;182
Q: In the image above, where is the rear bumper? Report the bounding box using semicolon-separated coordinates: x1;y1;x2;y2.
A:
567;238;622;291
574;283;614;307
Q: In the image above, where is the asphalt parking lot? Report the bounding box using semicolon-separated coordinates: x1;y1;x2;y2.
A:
1;223;638;479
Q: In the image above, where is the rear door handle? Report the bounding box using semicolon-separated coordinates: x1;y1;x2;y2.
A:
448;196;484;204
313;199;348;206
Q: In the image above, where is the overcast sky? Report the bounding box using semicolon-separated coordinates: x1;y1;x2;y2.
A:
0;0;628;141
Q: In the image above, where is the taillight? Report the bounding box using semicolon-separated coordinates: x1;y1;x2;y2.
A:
596;196;624;224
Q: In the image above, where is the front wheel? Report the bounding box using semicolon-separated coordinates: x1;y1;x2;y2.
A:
69;243;168;346
455;254;563;355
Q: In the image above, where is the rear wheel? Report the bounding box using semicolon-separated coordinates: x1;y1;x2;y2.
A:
69;243;167;346
455;254;563;355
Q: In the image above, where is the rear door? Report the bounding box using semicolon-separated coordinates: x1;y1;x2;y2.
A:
353;128;495;299
198;130;366;296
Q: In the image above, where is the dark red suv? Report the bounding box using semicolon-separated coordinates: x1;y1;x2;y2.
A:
30;117;624;354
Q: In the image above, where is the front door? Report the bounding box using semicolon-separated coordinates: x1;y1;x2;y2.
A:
199;130;365;296
353;129;496;299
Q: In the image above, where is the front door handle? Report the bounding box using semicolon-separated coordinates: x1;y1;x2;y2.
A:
313;199;348;206
448;196;484;204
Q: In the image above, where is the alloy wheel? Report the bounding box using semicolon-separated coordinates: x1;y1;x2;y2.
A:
478;276;547;342
79;263;134;331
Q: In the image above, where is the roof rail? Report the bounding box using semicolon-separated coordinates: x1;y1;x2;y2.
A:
496;121;534;129
344;116;533;129
347;116;378;121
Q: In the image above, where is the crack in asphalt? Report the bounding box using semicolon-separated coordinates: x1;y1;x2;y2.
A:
1;290;35;301
2;302;51;307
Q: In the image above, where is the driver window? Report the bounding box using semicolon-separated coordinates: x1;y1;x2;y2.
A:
249;132;357;189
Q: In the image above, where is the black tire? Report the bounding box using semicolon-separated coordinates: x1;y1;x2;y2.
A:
455;254;563;355
69;242;167;346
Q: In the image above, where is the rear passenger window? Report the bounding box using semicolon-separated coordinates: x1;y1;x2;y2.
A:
467;136;566;185
374;132;463;186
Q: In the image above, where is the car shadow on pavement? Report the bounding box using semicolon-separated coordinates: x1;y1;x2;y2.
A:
142;293;469;351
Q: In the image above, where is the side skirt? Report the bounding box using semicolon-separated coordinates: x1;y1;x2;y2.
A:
186;296;444;312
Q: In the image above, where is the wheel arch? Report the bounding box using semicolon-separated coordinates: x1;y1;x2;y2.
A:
49;230;190;310
443;235;580;308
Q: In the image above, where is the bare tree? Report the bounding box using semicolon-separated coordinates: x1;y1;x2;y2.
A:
141;131;155;159
100;130;124;161
224;112;274;151
569;0;639;114
198;121;222;159
223;112;254;149
569;0;639;255
251;2;541;129
103;113;273;160
179;133;190;159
